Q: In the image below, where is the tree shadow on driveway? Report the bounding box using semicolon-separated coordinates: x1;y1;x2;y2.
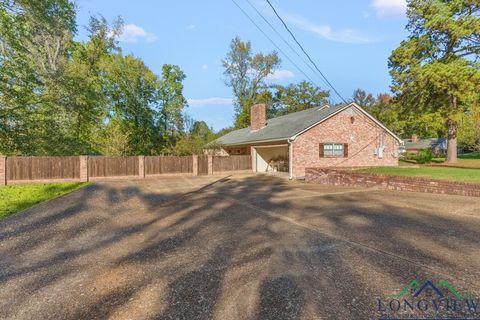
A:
0;175;479;319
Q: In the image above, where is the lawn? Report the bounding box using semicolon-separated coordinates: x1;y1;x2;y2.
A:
400;151;480;169
0;182;88;219
358;166;480;184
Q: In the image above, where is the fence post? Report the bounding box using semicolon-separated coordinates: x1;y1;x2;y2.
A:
0;156;6;186
79;156;89;182
208;155;213;175
139;156;145;178
192;155;198;176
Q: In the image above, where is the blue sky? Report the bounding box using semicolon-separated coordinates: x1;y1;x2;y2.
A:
75;0;408;131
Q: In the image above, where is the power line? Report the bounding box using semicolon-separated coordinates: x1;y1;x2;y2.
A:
265;0;347;103
229;0;320;88
243;0;331;90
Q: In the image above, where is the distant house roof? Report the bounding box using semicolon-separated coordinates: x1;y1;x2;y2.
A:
214;103;402;146
403;138;447;150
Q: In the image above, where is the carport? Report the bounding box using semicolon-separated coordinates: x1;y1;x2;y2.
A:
252;144;289;173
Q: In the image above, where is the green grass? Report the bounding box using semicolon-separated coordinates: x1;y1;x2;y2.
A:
401;152;480;169
358;166;480;184
0;182;88;219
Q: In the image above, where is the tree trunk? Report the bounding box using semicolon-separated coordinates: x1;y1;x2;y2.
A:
446;118;457;163
445;94;458;163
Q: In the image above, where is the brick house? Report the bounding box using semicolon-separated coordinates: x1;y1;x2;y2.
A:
402;135;447;155
214;103;402;179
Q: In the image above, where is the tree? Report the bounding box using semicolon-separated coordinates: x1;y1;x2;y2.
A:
1;1;189;156
59;15;122;155
163;119;216;156
103;54;161;155
270;81;330;116
389;0;480;163
0;0;77;155
223;36;280;128
190;121;214;140
158;64;187;148
352;89;376;108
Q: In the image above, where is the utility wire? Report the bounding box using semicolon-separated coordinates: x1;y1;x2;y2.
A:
265;0;347;103
244;0;331;91
229;0;320;88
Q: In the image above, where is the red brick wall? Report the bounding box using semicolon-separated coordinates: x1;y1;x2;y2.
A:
292;107;399;178
305;168;480;197
251;104;266;131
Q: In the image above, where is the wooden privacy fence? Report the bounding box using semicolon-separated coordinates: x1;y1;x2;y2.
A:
197;155;209;176
0;155;252;185
89;156;139;178
146;156;193;175
213;155;252;172
5;157;80;181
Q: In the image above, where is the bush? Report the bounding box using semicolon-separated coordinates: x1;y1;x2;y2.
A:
415;149;434;164
403;152;418;161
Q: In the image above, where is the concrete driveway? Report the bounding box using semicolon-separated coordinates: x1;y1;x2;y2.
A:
0;174;479;320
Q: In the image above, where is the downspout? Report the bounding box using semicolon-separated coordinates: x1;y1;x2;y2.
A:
288;138;294;180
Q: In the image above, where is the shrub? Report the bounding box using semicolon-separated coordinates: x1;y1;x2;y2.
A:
415;149;434;164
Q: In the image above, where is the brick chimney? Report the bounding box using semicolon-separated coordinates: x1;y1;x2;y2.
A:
411;134;418;143
251;103;266;131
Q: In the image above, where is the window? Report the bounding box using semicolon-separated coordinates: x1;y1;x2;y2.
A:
320;143;348;158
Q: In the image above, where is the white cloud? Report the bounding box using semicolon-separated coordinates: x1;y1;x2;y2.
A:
117;24;157;43
186;24;196;30
187;97;233;107
372;0;407;17
284;14;371;44
201;64;208;70
266;69;295;81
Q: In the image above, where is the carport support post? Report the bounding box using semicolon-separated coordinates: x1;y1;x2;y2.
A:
251;146;256;172
138;156;145;178
208;155;213;175
0;156;6;186
79;156;89;182
192;155;198;176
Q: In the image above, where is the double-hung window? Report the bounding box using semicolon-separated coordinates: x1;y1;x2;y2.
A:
320;143;348;158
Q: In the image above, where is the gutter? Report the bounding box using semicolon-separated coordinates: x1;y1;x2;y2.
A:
220;137;289;147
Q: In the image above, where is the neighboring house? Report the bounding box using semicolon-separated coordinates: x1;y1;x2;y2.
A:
214;102;402;179
402;135;447;155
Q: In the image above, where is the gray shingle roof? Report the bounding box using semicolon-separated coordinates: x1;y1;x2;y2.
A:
403;138;447;150
215;104;348;146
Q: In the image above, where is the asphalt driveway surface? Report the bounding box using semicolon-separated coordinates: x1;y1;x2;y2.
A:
0;174;479;319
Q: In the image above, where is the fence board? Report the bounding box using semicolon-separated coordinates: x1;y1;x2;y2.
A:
88;156;139;178
197;155;209;176
213;155;252;172
145;156;193;175
6;157;80;181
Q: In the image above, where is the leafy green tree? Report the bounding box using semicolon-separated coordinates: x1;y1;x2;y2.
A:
163;119;216;156
100;116;132;156
158;64;187;147
103;54;161;155
270;81;329;116
223;36;280;128
58;16;122;155
0;0;76;155
389;0;480;162
190;121;214;140
0;1;189;156
458;104;480;151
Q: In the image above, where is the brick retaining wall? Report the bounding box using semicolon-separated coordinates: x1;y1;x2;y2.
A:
305;168;480;197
